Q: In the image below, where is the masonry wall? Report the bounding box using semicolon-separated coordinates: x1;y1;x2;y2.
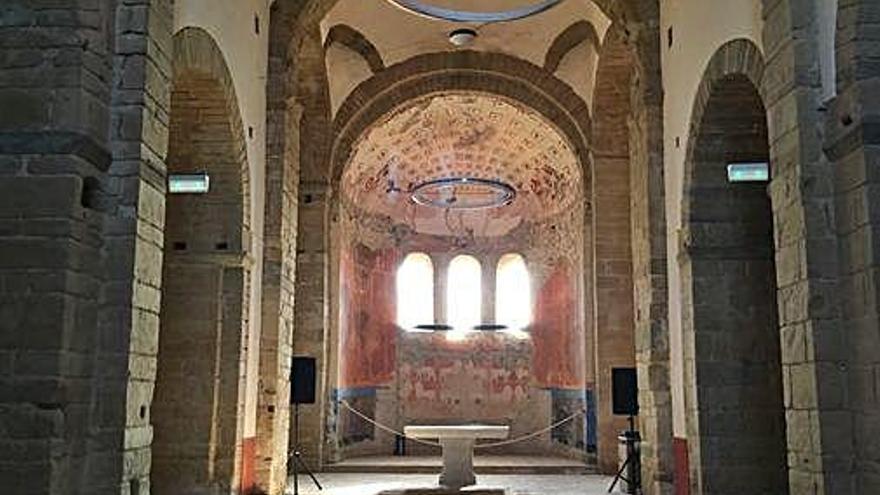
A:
0;2;174;494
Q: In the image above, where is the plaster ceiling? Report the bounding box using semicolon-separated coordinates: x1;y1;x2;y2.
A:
341;93;582;238
321;1;609;115
321;0;609;68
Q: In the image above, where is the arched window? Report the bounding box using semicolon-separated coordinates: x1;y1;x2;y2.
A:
396;252;434;329
446;255;482;331
495;254;532;330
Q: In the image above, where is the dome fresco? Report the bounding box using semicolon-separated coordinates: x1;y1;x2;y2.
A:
341;93;582;237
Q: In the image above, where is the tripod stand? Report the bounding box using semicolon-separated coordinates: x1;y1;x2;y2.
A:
289;403;322;495
607;416;641;494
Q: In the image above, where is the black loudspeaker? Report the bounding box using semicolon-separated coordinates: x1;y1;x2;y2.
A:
612;367;639;416
291;357;317;405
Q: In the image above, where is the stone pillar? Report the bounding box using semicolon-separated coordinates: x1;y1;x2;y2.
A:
824;1;880;492
292;181;329;467
762;1;849;493
630;21;674;495
255;50;305;492
0;1;173;494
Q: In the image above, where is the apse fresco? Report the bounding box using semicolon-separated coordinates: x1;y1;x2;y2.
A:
333;92;588;458
338;243;398;388
532;261;586;389
341;93;582;239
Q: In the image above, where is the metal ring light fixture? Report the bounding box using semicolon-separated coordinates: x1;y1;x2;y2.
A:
411;177;516;210
385;0;565;23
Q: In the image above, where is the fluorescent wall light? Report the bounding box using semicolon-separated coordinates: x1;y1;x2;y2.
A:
727;162;769;183
168;172;210;194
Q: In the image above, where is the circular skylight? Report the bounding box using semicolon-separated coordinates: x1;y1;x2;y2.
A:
385;0;564;23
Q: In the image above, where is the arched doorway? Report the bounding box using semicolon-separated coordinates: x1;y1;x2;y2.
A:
151;28;251;495
681;42;787;495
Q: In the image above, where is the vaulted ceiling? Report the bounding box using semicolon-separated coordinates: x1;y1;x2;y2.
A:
341;93;582;238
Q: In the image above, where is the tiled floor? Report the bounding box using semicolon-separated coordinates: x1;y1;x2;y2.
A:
287;473;617;495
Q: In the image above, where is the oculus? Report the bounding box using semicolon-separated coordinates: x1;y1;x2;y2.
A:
385;0;564;23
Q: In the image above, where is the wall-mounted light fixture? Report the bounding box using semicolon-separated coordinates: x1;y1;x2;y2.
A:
448;28;477;46
168;172;210;194
727;162;769;183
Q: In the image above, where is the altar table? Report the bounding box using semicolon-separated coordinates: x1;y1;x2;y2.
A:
404;425;510;489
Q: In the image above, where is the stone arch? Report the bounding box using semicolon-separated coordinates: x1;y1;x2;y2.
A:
330;50;593;194
267;0;666;485
681;38;765;215
171;27;251;226
544;20;601;73
152;26;253;495
325;52;594;464
680;39;788;495
324;23;385;73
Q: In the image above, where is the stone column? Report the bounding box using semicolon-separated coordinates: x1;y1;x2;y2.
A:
824;1;880;492
762;1;849;493
0;1;173;494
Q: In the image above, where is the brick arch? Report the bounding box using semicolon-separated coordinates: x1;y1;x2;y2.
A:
544;20;601;73
172;27;250;229
324;23;385;73
329;50;594;194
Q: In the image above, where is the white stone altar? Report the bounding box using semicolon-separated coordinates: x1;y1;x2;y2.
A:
404;425;510;490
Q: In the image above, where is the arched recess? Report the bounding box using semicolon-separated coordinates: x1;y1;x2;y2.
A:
324;24;385;116
680;39;788;495
544;21;601;73
545;21;602;110
152;27;252;495
324;24;385;73
326;53;593;464
269;0;667;489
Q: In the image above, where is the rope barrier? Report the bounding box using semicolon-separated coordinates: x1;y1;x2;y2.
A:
339;400;585;450
340;400;442;447
474;409;584;449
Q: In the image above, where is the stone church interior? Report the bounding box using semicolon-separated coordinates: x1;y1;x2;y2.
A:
1;0;878;494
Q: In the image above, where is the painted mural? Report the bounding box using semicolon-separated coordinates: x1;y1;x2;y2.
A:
338;243;398;388
398;332;532;422
532;261;586;389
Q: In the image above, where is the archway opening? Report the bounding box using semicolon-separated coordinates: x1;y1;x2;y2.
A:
152;65;250;494
331;92;590;465
684;74;787;495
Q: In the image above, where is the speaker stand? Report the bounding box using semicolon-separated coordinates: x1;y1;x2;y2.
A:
607;416;641;494
290;403;322;495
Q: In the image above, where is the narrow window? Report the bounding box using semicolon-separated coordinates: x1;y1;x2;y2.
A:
495;253;532;330
396;252;434;329
446;255;482;332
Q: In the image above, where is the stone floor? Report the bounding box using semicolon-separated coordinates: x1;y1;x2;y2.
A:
324;455;593;474
287;473;616;495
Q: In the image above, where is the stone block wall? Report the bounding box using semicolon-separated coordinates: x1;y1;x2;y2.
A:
0;1;173;494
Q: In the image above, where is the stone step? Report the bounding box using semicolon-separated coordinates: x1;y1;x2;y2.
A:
322;456;598;475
